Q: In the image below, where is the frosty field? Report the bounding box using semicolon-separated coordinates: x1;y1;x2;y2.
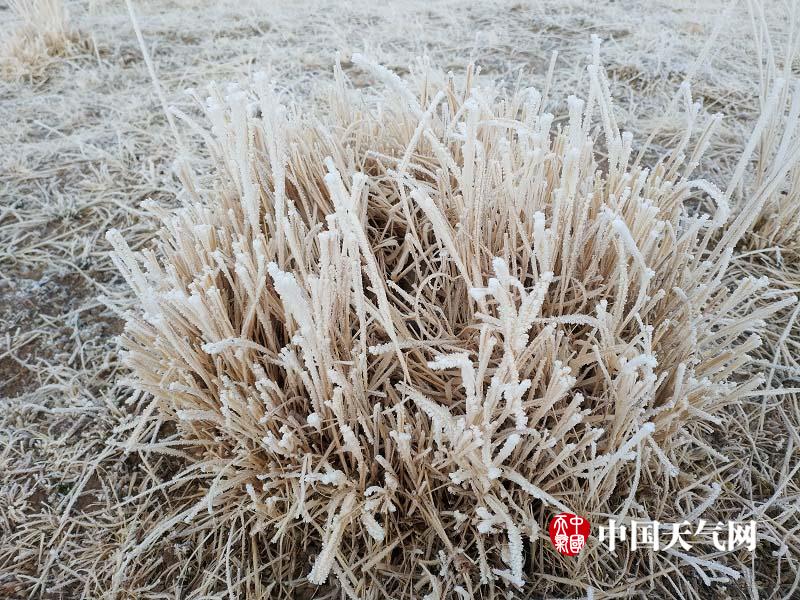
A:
1;1;800;598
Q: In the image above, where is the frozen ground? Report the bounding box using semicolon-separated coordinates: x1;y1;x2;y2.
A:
1;0;798;598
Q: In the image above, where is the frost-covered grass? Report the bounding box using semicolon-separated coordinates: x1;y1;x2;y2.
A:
1;1;800;598
106;38;799;598
1;0;93;81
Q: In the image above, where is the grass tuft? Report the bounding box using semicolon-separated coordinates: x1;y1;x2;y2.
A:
104;45;799;597
1;0;92;81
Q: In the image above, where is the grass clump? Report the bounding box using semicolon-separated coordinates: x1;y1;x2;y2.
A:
106;43;798;598
1;0;91;81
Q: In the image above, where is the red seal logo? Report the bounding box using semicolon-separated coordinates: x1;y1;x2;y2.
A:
548;513;590;556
